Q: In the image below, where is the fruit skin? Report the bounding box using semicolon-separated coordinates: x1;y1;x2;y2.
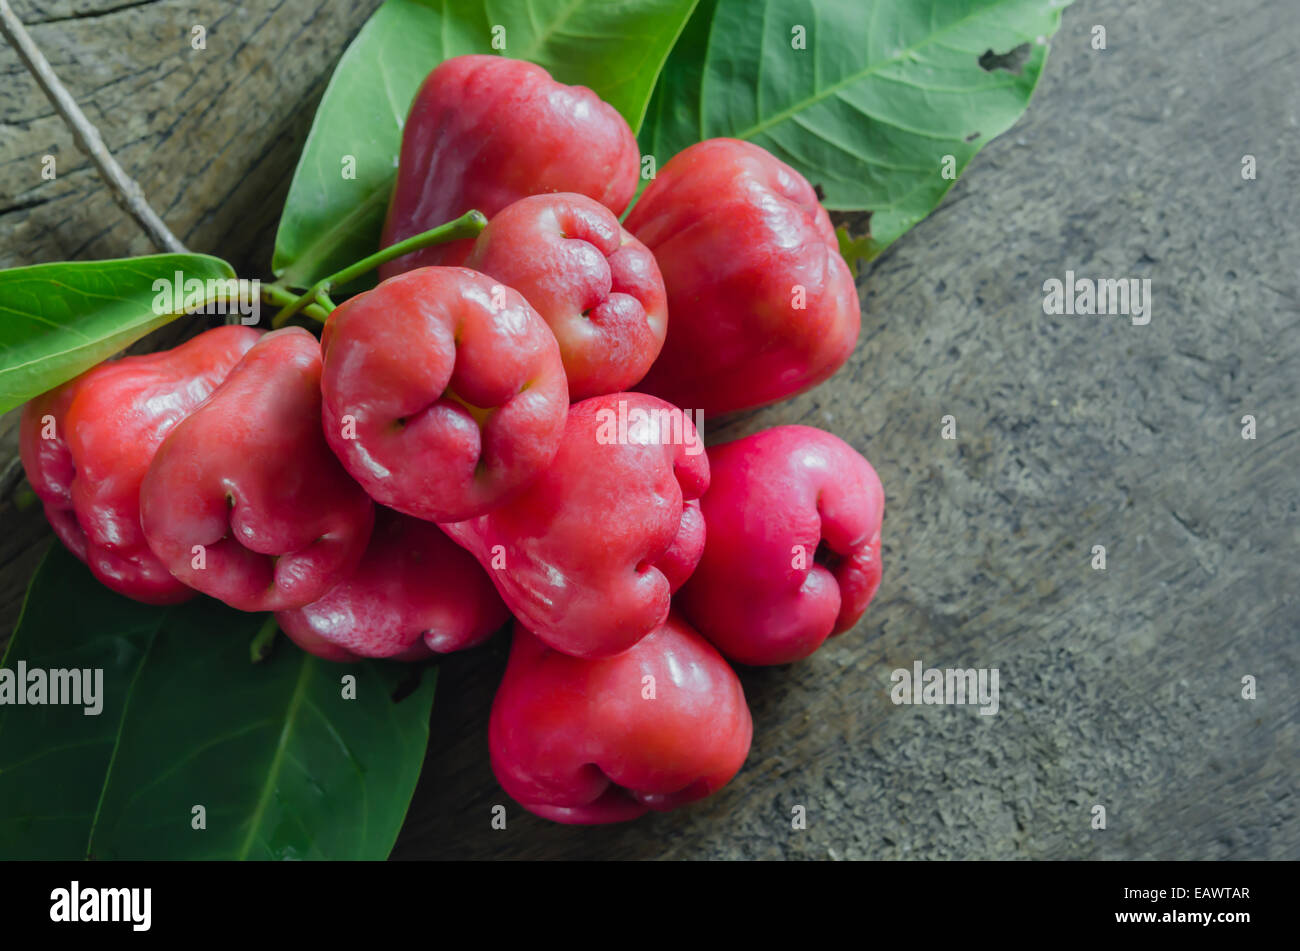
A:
19;326;260;604
657;499;704;593
276;507;510;662
490;613;752;824
379;55;640;276
677;425;884;666
464;193;667;400
20;374;92;565
140;327;374;612
625;138;861;415
320;266;568;523
440;393;708;659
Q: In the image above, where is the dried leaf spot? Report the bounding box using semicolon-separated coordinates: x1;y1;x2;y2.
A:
979;43;1031;74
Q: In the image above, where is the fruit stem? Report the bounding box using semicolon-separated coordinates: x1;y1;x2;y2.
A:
261;283;331;325
269;209;488;328
249;614;280;664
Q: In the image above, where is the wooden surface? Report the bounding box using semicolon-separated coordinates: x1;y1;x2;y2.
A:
2;0;1297;860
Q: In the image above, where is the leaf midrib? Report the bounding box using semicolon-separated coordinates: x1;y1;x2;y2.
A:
237;655;314;860
82;621;169;860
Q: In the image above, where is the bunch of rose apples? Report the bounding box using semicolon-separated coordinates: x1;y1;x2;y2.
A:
19;56;884;825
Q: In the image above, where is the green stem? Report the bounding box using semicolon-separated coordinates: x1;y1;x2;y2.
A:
261;283;331;325
250;614;280;664
270;209;487;328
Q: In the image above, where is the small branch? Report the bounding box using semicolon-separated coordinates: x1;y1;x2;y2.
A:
0;0;187;254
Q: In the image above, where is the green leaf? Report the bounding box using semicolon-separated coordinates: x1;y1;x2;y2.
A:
637;0;716;175
836;223;874;279
0;254;236;414
272;0;696;291
0;545;436;860
639;0;1072;256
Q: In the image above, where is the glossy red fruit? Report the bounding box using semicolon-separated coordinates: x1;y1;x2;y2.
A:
440;393;708;659
626;138;861;415
490;614;752;824
380;55;640;276
276;508;510;662
320;267;568;523
464;193;667;400
140;328;374;612
19;326;261;603
678;425;884;666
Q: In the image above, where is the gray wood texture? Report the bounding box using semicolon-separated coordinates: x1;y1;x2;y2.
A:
1;0;1296;859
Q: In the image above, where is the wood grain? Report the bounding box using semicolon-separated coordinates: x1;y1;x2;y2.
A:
1;0;1296;860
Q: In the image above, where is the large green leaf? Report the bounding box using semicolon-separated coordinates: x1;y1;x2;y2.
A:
272;0;697;291
0;545;436;860
0;254;235;413
639;0;1072;258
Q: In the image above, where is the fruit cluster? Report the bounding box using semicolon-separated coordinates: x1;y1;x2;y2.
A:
19;55;883;825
